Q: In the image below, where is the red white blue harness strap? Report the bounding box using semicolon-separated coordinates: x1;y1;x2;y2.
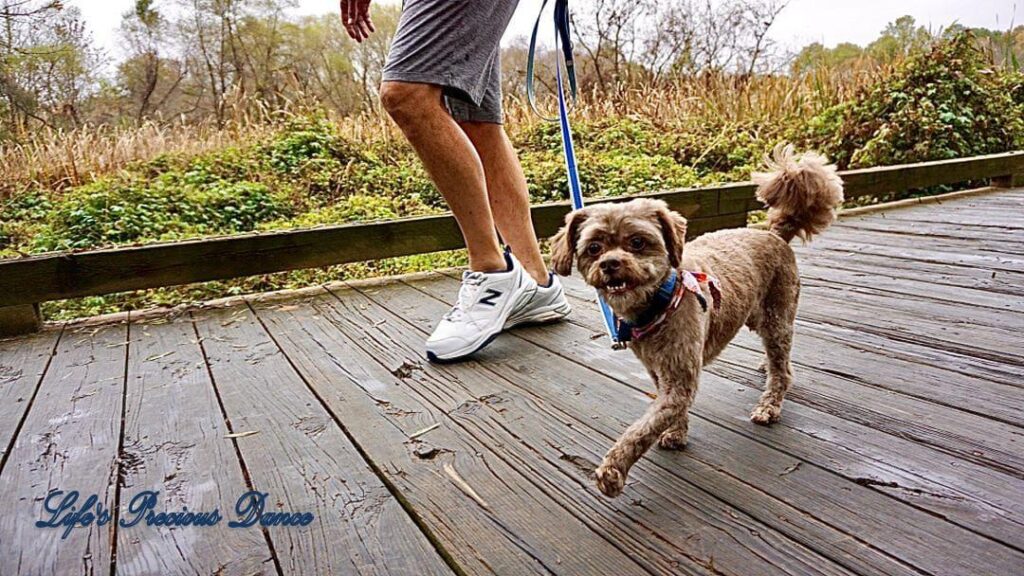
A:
616;270;722;344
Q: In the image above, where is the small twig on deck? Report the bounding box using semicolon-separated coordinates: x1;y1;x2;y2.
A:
779;462;801;476
444;463;489;509
225;430;260;439
408;422;440;440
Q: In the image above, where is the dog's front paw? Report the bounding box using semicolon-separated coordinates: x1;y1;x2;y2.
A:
657;429;688;450
750;403;782;425
595;462;626;498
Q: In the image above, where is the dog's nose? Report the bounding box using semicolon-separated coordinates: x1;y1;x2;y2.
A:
600;258;621;273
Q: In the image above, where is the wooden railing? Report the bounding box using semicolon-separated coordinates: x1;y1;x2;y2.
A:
2;151;1023;335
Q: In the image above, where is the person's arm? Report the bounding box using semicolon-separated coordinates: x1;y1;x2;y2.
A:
339;0;375;42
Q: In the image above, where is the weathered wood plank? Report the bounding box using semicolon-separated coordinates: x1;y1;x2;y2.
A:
840;152;1024;197
796;263;1024;314
192;304;453;576
798;272;1024;328
3;158;1024;309
116;315;274;575
252;291;700;576
808;235;1024;274
475;272;1024;542
836;218;1024;247
734;321;1024;424
0;189;714;309
0;304;41;337
792;248;1024;298
0;321;127;575
821;225;1024;260
383;274;1024;576
0;328;61;463
796;285;1024;365
331;282;896;576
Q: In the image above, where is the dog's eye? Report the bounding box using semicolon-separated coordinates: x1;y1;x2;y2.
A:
586;242;602;256
629;237;646;251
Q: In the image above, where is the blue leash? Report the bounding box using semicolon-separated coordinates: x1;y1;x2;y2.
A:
528;0;625;349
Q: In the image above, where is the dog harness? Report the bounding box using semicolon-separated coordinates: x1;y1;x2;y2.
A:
615;270;723;344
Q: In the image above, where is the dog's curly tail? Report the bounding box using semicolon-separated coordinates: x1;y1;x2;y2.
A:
753;143;845;243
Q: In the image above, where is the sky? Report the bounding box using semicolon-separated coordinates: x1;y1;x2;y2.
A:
74;0;1023;63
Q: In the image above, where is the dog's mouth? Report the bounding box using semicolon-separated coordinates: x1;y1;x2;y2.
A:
601;278;634;295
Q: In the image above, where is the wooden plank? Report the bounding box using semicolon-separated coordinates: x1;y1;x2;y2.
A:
0;328;61;463
0;189;714;309
0;304;41;337
379;274;1024;576
435;272;1024;554
329;282;899;576
796;284;1024;365
822;225;1024;260
836;218;1024;246
116;315;274;575
808;234;1024;274
3;156;1024;308
192;305;452;576
796;262;1024;314
840;152;1024;198
792;248;1024;297
799;268;1024;322
736;321;1024;424
0;321;127;574
554;271;1024;473
251;291;703;576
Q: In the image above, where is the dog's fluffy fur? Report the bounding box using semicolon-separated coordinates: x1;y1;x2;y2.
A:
551;143;844;497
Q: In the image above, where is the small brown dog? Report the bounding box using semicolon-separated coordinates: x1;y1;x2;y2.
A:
550;144;844;497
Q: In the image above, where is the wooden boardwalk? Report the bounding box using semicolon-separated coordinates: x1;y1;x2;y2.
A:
1;189;1022;575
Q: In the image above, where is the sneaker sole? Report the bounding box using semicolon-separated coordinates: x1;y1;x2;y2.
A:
426;282;537;363
426;332;501;364
504;300;573;329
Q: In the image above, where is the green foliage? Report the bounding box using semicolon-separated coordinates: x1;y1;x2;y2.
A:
8;32;1024;320
33;178;290;251
802;32;1024;168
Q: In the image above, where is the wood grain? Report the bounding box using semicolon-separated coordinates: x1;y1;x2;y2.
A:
0;321;127;575
252;290;675;576
192;304;452;576
116;315;274;575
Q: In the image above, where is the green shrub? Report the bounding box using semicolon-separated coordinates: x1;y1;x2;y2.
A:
804;32;1024;168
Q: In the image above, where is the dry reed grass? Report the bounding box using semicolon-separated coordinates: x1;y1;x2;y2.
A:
0;67;879;201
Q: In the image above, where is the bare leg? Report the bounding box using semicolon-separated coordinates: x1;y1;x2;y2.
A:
380;82;505;273
459;121;549;285
595;373;698;497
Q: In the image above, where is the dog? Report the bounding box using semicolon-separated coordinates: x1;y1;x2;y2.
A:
550;144;844;498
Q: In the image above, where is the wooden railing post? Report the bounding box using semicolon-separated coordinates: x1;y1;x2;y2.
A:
0;304;42;338
992;173;1024;188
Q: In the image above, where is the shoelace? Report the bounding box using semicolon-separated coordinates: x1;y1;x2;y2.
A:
443;272;485;322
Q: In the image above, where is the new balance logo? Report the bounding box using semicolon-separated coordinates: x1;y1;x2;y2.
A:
478;288;503;307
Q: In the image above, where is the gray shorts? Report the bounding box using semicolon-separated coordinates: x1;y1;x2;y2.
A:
381;0;520;124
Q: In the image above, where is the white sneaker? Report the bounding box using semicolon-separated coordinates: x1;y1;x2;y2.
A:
505;273;572;328
425;252;537;363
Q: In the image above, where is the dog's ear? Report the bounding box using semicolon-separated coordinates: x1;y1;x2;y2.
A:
550;209;589;276
655;204;688;269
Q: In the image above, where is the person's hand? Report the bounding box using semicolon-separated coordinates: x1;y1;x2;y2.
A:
340;0;375;43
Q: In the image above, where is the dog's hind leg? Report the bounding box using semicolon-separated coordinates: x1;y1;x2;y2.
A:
751;278;799;425
751;326;793;424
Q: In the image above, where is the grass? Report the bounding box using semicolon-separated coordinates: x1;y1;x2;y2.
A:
2;33;1020;321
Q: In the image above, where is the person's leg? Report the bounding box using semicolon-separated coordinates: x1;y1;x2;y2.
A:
379;81;506;273
459;121;550;285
